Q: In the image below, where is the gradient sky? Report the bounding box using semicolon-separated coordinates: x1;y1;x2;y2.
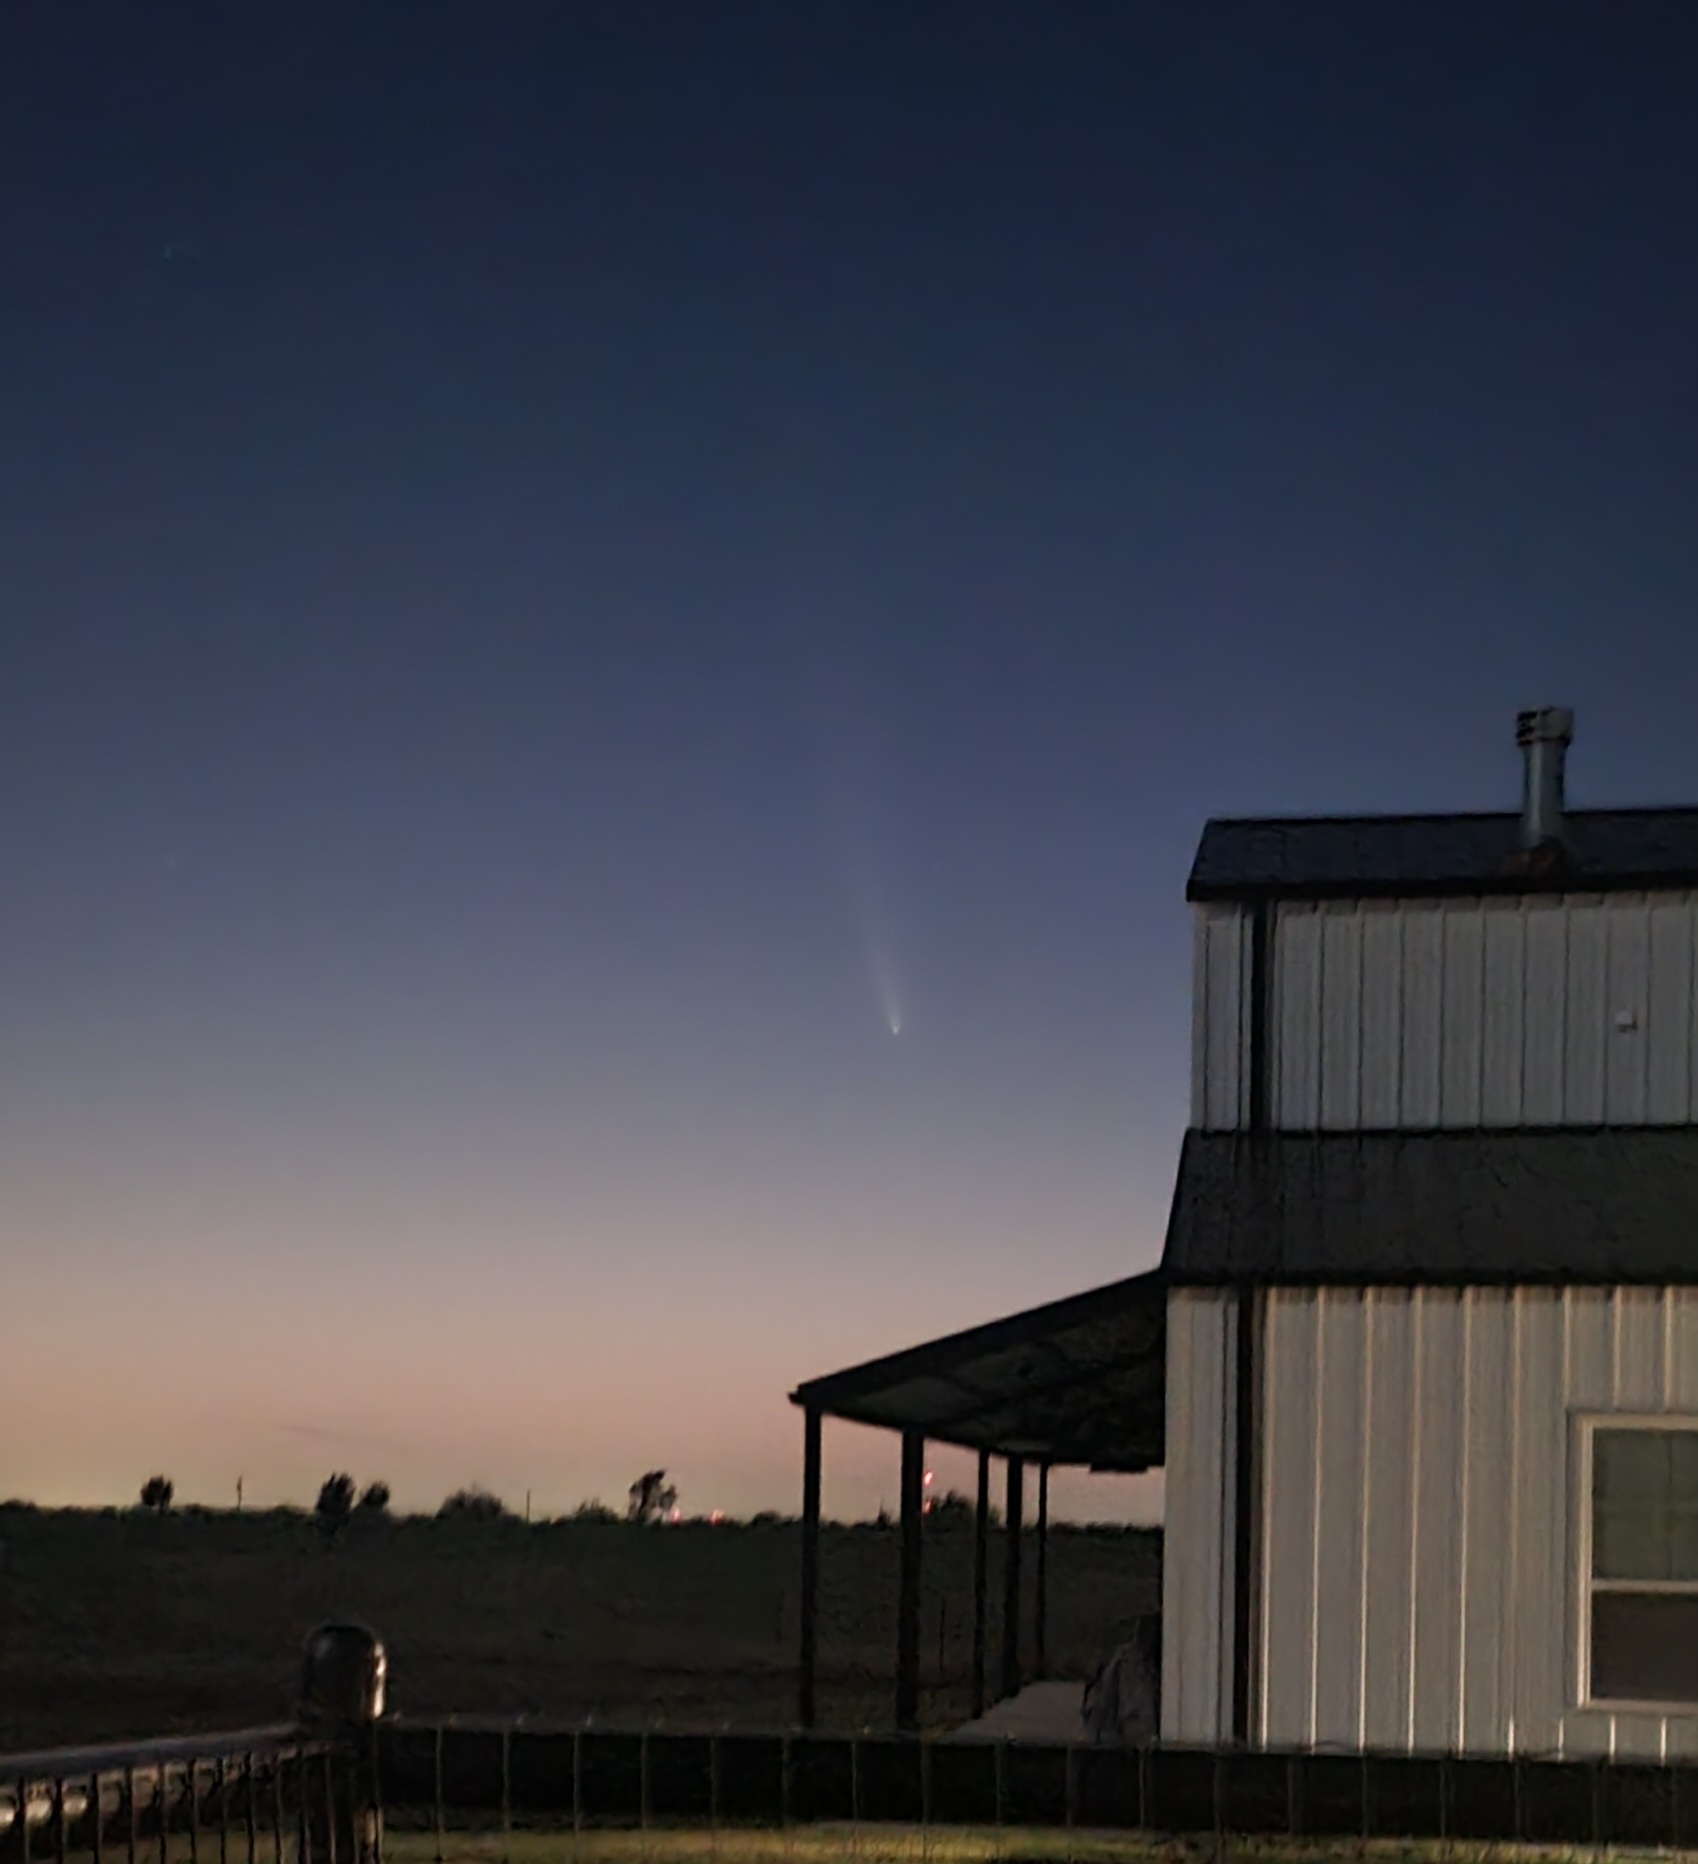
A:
2;4;1695;1525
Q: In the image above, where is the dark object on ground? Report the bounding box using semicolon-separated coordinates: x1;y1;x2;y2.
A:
298;1622;388;1733
1082;1612;1161;1746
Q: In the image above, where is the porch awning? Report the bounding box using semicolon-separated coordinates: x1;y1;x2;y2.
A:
789;1269;1166;1473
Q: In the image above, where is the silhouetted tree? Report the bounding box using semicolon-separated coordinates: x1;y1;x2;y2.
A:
140;1475;174;1514
571;1499;620;1524
626;1470;678;1524
315;1474;357;1524
358;1481;391;1514
439;1485;507;1521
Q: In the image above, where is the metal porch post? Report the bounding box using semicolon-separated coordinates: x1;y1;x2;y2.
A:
971;1449;990;1718
799;1405;822;1728
1001;1455;1024;1701
897;1430;924;1732
1035;1461;1050;1679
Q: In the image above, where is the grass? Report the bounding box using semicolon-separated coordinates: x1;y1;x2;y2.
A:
378;1841;1624;1864
0;1832;1596;1864
376;1839;1638;1864
0;1507;1159;1753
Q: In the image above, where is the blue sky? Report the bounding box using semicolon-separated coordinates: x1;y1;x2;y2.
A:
1;2;1694;1520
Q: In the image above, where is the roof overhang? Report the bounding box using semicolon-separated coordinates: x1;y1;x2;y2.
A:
1186;808;1698;904
1165;1126;1698;1284
790;1270;1166;1473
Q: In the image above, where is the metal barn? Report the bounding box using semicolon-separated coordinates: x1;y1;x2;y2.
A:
795;707;1698;1761
1168;707;1698;1760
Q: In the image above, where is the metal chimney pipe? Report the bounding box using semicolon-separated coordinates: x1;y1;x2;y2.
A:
1516;706;1574;849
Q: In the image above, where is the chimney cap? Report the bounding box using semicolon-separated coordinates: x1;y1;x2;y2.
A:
1516;705;1574;746
1517;704;1573;853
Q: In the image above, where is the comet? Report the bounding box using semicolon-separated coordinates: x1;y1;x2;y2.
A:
871;955;903;1038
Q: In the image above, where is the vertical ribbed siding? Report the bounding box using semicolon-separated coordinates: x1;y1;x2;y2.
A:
1161;1290;1235;1743
1190;893;1698;1131
1361;1290;1415;1747
1193;905;1249;1130
1253;1285;1698;1758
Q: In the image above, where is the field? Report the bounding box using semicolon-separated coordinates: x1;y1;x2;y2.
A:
0;1507;1160;1754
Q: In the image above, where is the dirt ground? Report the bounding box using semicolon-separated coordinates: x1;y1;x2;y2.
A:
0;1505;1160;1752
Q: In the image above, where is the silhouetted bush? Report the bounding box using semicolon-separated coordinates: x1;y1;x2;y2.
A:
359;1481;391;1514
627;1470;677;1524
438;1485;507;1521
315;1474;357;1525
140;1476;174;1515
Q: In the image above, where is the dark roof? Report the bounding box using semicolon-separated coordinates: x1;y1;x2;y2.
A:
1164;1127;1698;1284
790;1271;1166;1472
1187;808;1698;902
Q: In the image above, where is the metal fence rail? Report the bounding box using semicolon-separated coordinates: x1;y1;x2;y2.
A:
0;1729;346;1864
376;1721;1698;1850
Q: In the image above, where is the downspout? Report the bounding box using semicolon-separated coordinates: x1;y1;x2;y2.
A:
1230;899;1271;1746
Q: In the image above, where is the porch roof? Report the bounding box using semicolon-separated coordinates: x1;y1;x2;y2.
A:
789;1269;1166;1473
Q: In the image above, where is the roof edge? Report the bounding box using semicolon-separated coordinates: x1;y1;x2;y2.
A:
1186;872;1698;904
1186;806;1698;903
791;1265;1167;1413
1196;805;1698;832
1163;1268;1698;1289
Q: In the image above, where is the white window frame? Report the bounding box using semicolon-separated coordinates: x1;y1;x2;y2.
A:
1577;1412;1698;1714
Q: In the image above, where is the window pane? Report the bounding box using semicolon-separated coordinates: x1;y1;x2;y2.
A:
1596;1431;1670;1504
1592;1592;1698;1703
1596;1506;1671;1580
1591;1430;1698;1582
1672;1434;1698;1502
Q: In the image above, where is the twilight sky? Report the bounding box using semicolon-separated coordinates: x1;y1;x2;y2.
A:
2;4;1695;1524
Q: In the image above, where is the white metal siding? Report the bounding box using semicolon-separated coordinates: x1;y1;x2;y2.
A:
1193;894;1698;1131
1251;1285;1698;1758
1193;906;1249;1129
1161;1290;1236;1743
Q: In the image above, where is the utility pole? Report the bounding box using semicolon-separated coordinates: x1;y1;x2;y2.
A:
236;1476;244;1512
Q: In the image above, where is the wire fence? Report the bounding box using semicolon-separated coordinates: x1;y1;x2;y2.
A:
9;1625;1698;1864
374;1720;1698;1856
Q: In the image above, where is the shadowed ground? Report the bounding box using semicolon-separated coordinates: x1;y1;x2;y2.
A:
0;1508;1159;1751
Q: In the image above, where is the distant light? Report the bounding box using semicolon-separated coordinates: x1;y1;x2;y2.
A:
710;1509;725;1526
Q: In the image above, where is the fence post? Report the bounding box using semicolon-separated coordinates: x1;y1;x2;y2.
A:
295;1624;387;1864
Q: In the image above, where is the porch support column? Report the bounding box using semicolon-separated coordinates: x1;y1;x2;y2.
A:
799;1405;822;1728
1001;1455;1024;1701
1035;1461;1050;1679
896;1429;925;1732
970;1449;990;1718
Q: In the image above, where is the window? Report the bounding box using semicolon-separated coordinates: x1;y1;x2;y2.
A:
1588;1423;1698;1705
